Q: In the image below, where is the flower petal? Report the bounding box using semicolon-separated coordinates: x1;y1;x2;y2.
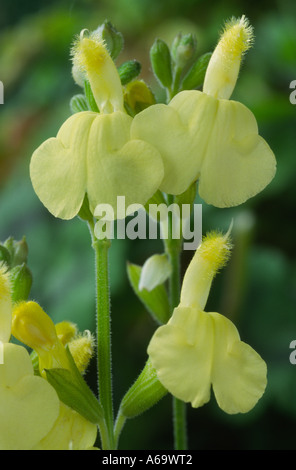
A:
210;312;267;414
148;307;213;408
148;307;267;414
131;91;215;195
198;99;276;207
31;111;164;220
132;90;276;207
0;266;12;343
85;111;164;217
33;403;97;450
30;112;92;220
0;344;60;450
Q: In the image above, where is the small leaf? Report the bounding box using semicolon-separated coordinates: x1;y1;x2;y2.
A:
46;348;103;424
181;52;212;90
119;359;167;418
84;80;99;112
127;263;170;324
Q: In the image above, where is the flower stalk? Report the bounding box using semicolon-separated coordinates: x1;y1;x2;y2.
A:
89;222;114;449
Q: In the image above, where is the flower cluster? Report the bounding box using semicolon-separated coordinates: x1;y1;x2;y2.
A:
2;14;277;449
30;16;276;220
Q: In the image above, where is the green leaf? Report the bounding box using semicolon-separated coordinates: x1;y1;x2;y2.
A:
127;263;170;324
181;52;212;91
119;359;167;418
84;80;99;112
45;347;103;425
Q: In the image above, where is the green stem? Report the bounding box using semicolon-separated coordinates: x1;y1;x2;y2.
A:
164;195;188;451
114;410;127;448
89;222;115;450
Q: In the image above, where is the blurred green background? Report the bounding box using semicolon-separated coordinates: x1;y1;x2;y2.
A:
1;0;296;450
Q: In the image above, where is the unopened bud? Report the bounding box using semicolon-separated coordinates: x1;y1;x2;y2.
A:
171;33;198;69
0;245;11;267
118;60;141;86
9;263;33;303
124;80;156;115
3;236;29;267
150;39;173;89
55;321;78;345
95;21;124;60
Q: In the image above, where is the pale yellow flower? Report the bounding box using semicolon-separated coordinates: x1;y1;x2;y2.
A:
30;32;163;220
131;16;276;208
148;232;267;413
0;266;59;450
0;266;98;450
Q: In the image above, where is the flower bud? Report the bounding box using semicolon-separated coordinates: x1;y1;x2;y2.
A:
54;321;78;345
3;236;29;267
118;60;141;86
95;20;124;60
150;39;173;89
9;263;33;303
124;80;156;115
171;33;198;70
0;245;11;267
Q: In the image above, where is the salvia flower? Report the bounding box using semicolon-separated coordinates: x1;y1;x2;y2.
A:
30;31;163;220
0;266;59;450
0;266;97;450
131;16;276;208
147;232;267;414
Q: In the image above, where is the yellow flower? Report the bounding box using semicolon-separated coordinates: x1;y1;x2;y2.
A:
0;266;59;450
131;16;276;208
0;266;97;450
11;301;98;449
147;232;267;414
30;32;164;220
